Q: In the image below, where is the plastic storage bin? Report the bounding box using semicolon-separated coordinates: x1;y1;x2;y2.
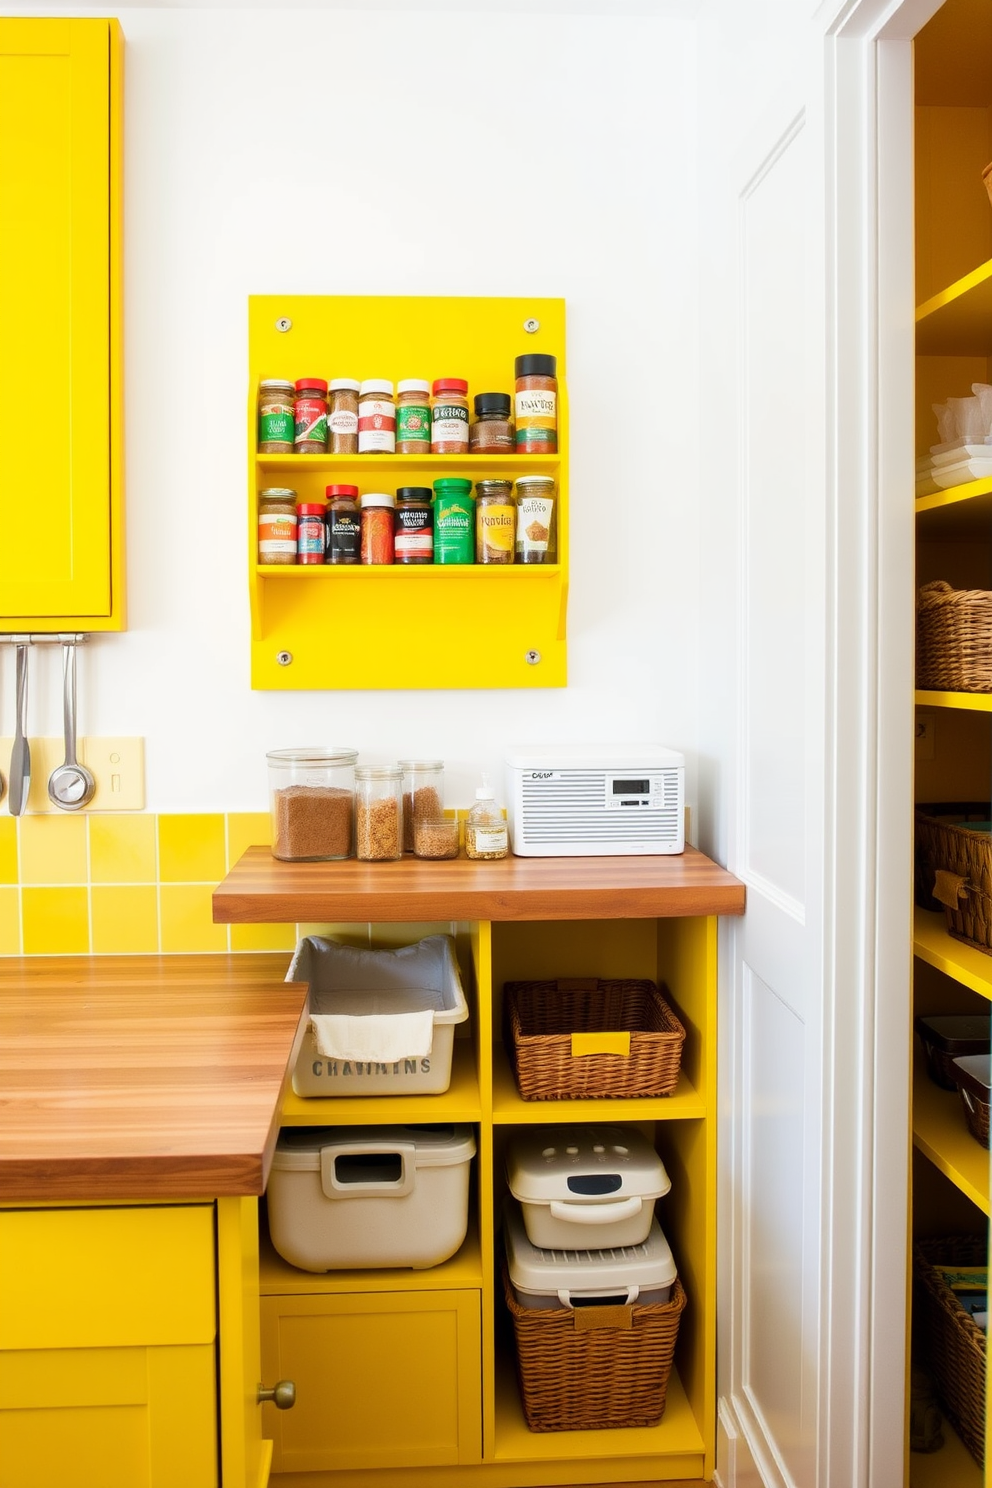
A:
915;1014;990;1090
287;934;469;1097
502;1198;677;1309
506;1126;670;1249
266;1124;476;1272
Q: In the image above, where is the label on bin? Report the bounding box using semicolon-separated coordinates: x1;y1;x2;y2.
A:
570;1031;631;1058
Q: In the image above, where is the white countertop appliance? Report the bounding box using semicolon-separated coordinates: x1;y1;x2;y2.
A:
504;744;684;856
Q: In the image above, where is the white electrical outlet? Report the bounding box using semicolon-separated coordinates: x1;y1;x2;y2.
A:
0;737;144;812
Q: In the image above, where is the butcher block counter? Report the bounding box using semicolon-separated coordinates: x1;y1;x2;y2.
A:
0;952;306;1202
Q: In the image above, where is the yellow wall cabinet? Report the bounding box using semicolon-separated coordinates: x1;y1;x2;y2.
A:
0;18;125;631
247;295;567;691
912;2;992;1484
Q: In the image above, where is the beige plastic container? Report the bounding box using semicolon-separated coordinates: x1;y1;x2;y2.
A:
502;1198;677;1309
266;1124;476;1272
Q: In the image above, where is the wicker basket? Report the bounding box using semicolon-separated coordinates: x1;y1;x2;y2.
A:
952;1066;991;1149
504;978;686;1100
913;1236;987;1466
502;1256;686;1431
917;581;992;693
915;804;992;955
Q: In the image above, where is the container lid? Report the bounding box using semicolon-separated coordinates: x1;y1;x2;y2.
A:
502;1199;676;1301
515;354;557;379
295;378;328;393
325;484;359;499
397;379;430;395
359;378;394;396
355;764;403;780
475;479;513;496
260;378;294;391
397;760;444;771
266;746;358;766
259;487;298;500
433;478;474;495
272;1124;476;1173
396;487;433;502
296;503;326;515
360;492;395;508
328;377;360;392
432;378;468;395
952;1053;991;1099
505;744;685;772
515;475;557;492
474;392;511;416
506;1126;671;1206
915;1015;990;1055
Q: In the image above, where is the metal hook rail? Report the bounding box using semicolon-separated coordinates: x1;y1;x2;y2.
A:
0;634;89;646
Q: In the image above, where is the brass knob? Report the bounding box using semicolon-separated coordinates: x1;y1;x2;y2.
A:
258;1380;296;1410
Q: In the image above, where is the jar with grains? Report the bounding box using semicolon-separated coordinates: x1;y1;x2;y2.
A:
514;475;556;564
267;747;357;861
464;780;508;860
433;478;475;565
258;488;298;566
360;491;395;564
431;378;470;454
294;379;328;452
327;378;360;454
514;354;557;454
355;765;403;861
475;479;515;565
398;760;444;852
257;379;295;453
325;484;360;565
395;379;432;453
296;502;326;565
358;379;396;454
394;487;433;565
469;392;514;453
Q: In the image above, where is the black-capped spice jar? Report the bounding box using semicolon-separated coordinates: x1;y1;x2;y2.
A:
475;479;516;564
514;354;557;453
325;484;360;565
469;392;514;453
394;487;434;565
294;379;328;452
257;379;295;453
431;378;470;454
296;502;326;565
327;378;360;454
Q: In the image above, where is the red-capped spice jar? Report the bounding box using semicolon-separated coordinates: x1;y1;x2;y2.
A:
358;379;396;453
294;379;328;452
514;355;557;453
431;378;470;454
296;502;326;565
360;492;395;564
326;484;360;565
395;380;432;453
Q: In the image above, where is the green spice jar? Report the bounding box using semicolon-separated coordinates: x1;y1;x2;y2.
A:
433;478;475;565
396;379;432;453
257;379;295;453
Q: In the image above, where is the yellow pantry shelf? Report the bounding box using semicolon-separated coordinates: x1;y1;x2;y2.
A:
913;1058;990;1215
915;690;992;712
248;294;568;691
914;908;992;1002
908;1414;983;1488
916;476;992;540
916;257;992;355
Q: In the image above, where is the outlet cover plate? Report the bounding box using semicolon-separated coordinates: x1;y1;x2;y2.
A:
0;737;145;812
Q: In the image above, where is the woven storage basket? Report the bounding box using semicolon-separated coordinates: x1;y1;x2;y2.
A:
953;1067;991;1149
501;1257;686;1431
913;1235;987;1466
917;581;992;693
504;978;686;1100
916;804;992;956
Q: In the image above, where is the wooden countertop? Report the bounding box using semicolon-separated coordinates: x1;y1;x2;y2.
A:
213;844;746;924
0;954;305;1203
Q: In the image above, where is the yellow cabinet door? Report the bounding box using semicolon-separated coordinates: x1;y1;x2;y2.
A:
0;1205;217;1488
260;1287;482;1473
0;18;124;628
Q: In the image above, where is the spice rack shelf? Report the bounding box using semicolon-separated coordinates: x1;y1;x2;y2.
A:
248;295;568;692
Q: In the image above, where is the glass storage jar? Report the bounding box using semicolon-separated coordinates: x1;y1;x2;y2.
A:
257;379;296;453
267;747;357;861
475;479;516;564
355;765;404;861
327;378;360;454
398;760;445;852
258;488;298;565
514;475;556;564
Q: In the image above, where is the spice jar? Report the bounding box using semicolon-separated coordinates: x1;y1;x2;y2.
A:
395;380;432;453
358;379;396;453
360;492;395;564
431;378;470;454
514;354;557;453
398;760;445;852
464;779;508;860
327;378;360;454
267;747;357;861
394;487;433;565
469;393;514;453
514;475;556;564
257;379;296;453
296;502;326;565
325;484;360;565
294;379;328;452
433;478;475;565
355;765;404;861
257;488;298;566
475;479;516;565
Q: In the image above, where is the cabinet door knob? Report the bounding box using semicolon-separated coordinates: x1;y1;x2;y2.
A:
258;1379;296;1410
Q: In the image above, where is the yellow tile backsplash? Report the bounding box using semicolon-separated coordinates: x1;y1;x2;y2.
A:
19;815;88;885
90;814;157;885
158;813;226;884
0;819;17;885
0;888;20;954
22;887;90;955
92;885;159;954
160;883;229;954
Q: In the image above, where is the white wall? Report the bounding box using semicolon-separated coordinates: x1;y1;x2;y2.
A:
7;2;702;815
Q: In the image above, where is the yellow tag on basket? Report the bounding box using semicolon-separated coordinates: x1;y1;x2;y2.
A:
570;1031;631;1058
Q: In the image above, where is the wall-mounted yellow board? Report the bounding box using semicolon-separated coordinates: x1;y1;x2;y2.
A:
247;295;567;690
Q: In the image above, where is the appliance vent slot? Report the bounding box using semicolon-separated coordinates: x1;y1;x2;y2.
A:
519;769;681;844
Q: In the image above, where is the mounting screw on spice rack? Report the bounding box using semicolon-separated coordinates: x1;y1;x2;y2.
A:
276;651;293;666
275;317;292;333
525;650;542;665
523;318;540;333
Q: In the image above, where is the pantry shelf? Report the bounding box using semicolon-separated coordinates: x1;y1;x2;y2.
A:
915;256;992;354
914;690;992;712
255;564;563;579
916;476;992;539
491;1044;706;1122
912;1059;990;1215
913;908;992;1002
257;454;561;477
